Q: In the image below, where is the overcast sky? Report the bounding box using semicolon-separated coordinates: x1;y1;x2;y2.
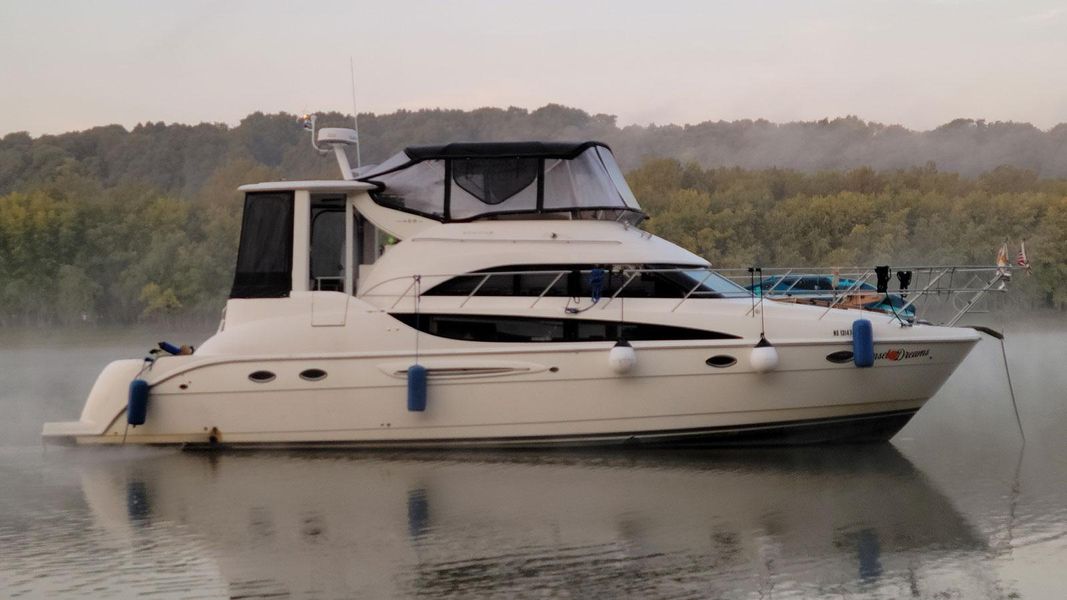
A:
2;0;1065;136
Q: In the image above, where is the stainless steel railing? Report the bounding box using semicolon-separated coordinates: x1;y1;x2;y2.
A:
358;264;1018;326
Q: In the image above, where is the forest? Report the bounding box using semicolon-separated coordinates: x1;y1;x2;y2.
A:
1;105;1065;325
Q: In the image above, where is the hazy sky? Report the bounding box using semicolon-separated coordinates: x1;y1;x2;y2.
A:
2;0;1065;136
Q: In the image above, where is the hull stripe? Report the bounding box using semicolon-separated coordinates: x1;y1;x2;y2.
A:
184;408;919;449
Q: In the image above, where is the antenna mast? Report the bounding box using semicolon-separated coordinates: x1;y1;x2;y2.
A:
350;57;362;168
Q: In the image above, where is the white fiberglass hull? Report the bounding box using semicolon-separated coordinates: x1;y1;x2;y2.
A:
42;335;978;447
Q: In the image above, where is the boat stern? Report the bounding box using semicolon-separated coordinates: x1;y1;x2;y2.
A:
41;419;104;445
41;358;145;445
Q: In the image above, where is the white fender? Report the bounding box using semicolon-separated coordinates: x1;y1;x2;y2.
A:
608;340;637;374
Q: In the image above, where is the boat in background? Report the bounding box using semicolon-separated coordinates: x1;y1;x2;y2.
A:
747;273;916;319
738;266;1011;325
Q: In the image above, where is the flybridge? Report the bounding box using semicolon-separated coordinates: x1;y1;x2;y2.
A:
300;114;644;226
355;141;645;224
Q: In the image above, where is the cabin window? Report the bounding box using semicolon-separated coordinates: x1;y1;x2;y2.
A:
390;314;739;343
309;197;346;291
424;265;747;299
231;192;294;298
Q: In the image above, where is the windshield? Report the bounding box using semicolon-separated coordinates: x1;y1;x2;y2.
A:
680;269;750;297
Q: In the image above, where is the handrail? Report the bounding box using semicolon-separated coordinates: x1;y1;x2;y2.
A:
768;269;795;294
672;269;714;312
600;271;639;310
387;278;418;310
947;271;1007;327
460;274;492;308
818;270;873;320
358;264;1018;326
898;268;949;315
529;271;566;309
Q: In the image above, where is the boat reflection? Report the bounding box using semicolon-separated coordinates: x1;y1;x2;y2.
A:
77;446;985;599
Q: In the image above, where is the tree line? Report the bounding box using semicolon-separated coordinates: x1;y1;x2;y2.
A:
1;107;1065;325
629;160;1067;309
6;106;1067;199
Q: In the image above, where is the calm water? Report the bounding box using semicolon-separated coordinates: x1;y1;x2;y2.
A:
1;324;1065;599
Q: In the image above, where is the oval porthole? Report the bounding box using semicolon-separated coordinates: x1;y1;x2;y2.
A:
706;355;738;368
826;350;854;364
299;368;328;382
248;370;276;383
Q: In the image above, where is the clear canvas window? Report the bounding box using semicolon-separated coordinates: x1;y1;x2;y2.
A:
358;142;644;223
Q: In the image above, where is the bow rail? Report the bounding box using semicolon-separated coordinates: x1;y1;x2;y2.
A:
358;264;1018;326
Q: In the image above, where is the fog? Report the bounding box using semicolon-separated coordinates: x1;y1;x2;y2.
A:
0;326;216;448
1;319;1064;598
2;317;1063;450
612;117;1067;177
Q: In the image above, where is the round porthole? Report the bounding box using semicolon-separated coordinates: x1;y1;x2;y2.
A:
299;368;328;382
248;370;276;383
706;355;738;368
826;350;854;364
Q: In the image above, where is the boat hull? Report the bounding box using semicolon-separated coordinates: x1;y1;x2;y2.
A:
174;408;920;449
43;337;974;448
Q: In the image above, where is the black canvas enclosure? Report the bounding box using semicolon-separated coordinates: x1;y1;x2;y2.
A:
230;191;295;298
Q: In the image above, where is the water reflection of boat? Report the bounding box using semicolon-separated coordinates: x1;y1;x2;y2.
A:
75;447;985;598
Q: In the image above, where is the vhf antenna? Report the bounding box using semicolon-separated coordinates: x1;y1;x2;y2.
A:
350;57;362;168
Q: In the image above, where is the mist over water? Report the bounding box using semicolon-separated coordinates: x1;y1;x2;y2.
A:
1;320;1064;599
0;326;217;448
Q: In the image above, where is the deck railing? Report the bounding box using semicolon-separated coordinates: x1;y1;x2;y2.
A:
358;265;1017;327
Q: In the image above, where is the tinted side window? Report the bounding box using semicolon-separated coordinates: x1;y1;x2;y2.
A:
427;267;570;297
434;315;564;342
231;192;294;298
424;265;700;298
391;314;738;342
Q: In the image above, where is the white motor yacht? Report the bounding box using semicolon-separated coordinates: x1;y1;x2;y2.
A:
42;128;981;447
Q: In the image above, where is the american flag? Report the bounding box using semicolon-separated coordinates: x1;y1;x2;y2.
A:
1017;241;1032;273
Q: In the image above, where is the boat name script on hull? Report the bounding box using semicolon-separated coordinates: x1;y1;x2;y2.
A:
875;348;931;361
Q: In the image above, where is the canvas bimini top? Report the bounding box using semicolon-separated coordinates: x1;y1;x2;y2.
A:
356;141;645;224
